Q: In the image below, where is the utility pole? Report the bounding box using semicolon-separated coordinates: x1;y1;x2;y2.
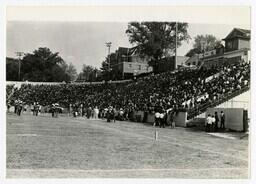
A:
15;52;24;81
105;42;112;80
175;22;178;70
200;40;206;66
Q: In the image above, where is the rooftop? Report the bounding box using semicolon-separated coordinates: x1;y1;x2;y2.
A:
223;28;250;40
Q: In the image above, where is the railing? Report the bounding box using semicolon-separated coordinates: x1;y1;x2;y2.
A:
187;86;250;120
7;86;15;101
6;79;132;86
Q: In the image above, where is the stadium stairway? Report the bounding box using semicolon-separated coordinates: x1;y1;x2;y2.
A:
186;86;250;121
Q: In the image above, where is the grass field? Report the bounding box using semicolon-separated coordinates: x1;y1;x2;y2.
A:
6;113;249;178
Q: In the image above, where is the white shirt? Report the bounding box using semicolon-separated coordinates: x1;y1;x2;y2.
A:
94;108;99;114
155;112;160;118
206;116;212;125
159;113;164;119
211;117;216;124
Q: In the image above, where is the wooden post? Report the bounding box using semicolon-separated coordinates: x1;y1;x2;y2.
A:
155;130;158;140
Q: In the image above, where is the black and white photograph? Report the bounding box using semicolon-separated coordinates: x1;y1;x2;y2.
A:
1;2;255;182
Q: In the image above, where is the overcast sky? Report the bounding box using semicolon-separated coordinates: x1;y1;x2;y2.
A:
6;6;250;72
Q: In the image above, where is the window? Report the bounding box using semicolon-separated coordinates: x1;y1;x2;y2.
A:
129;64;132;68
227;41;232;49
138;65;141;70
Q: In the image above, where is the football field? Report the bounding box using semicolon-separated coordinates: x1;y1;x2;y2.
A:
6;113;249;178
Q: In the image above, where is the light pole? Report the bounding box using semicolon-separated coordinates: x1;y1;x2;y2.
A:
200;40;206;66
15;52;24;81
175;22;178;70
105;42;112;80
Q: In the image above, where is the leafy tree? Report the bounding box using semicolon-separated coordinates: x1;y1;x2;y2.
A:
62;62;78;82
100;58;111;80
185;48;201;57
6;47;75;82
186;34;222;57
77;64;100;82
21;47;65;81
126;22;190;71
6;57;19;81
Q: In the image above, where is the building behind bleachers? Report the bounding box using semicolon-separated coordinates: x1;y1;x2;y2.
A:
185;28;251;68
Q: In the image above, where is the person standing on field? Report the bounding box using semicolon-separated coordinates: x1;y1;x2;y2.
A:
170;111;175;129
87;107;92;119
214;111;219;131
34;102;39;116
205;114;212;132
94;106;99;119
154;111;160;127
17;100;23;116
220;111;225;130
159;112;165;128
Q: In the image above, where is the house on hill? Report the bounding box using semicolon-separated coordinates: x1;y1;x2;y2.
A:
109;46;153;79
185;28;250;68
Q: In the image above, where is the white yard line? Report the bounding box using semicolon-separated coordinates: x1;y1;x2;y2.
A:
13;134;38;137
207;132;237;139
6;168;248;178
7;167;247;172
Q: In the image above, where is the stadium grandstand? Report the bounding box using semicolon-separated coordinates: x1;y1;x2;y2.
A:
6;59;250;128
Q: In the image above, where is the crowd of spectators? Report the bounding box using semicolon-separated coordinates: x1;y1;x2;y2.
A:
187;61;250;118
7;60;250;121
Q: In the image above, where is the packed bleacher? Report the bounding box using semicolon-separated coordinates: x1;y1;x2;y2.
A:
6;60;250;121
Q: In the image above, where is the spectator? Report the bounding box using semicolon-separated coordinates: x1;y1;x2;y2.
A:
206;114;212;132
170;111;175;129
154;111;160;127
220;111;225;130
159;112;165;128
215;111;219;131
211;115;216;132
93;106;99;119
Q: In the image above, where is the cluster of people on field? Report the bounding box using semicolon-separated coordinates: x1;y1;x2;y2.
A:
7;60;250;126
205;111;225;132
153;108;176;128
70;104;99;119
13;99;24;116
69;103;127;122
50;103;62;117
31;102;41;116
